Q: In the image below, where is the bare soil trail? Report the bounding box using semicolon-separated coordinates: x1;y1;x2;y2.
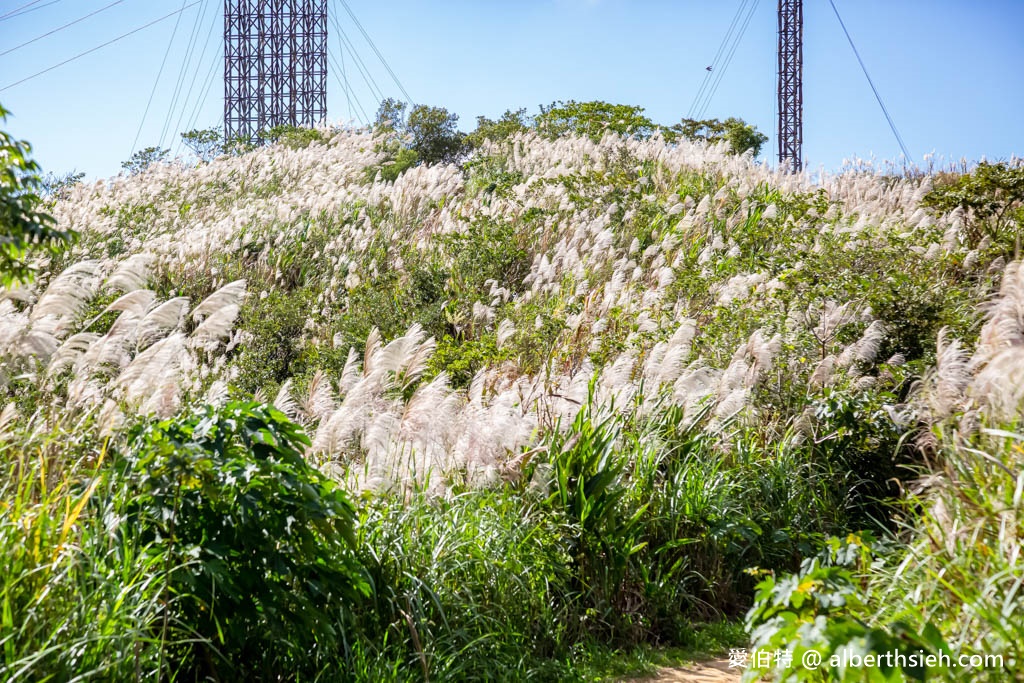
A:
620;659;742;682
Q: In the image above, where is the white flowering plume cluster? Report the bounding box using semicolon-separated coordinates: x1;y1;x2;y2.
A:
0;124;1006;492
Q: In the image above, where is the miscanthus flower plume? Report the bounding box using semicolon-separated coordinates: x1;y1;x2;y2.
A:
1;123;1010;492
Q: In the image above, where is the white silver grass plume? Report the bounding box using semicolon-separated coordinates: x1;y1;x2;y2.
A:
300;369;337;422
105;253;154;293
114;332;187;416
496;318;516;348
0;403;17;440
916;328;971;421
809;355;837;389
812;300;857;344
971;261;1024;371
191;279;247;322
837;320;887;369
138;297;190;347
273;378;301;420
204;379;231;408
338;347;362;395
30;260;101;333
190;304;241;350
971;348;1024;423
46;332;101;376
643;319;697;390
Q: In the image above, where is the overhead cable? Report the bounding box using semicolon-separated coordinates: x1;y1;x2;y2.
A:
687;0;751;119
694;0;761;120
336;0;413;105
0;2;201;93
0;0;45;21
131;0;190;156
0;0;64;22
827;0;912;160
0;0;125;57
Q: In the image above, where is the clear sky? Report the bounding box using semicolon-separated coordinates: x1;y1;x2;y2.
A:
1;0;1022;180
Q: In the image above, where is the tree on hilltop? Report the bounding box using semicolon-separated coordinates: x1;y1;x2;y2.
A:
673;116;768;157
121;146;169;176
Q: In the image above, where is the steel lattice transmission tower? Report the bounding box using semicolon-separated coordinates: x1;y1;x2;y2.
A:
777;0;803;170
224;0;328;143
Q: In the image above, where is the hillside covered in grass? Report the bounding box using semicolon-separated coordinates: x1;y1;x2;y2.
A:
2;115;1023;680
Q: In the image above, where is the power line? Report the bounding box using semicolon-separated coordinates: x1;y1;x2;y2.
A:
697;0;759;120
159;0;208;148
168;0;220;147
336;0;413;105
688;0;750;119
0;0;44;21
332;13;386;107
131;0;189;156
179;43;223;152
328;46;368;124
328;7;383;104
328;44;371;123
0;0;125;58
177;31;223;154
0;0;64;22
1;2;201;93
694;0;760;121
827;0;912;160
339;23;352;121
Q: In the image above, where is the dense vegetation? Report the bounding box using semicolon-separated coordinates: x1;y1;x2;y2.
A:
2;100;1023;681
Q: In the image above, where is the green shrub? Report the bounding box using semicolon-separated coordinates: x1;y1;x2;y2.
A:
335;258;450;351
868;276;947;363
808;389;906;531
264;124;326;149
428;334;506;387
1;104;76;286
232;288;315;396
117;401;369;679
744;534;948;683
922;161;1024;251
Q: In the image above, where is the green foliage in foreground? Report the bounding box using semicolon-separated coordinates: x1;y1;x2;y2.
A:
0;392;854;681
744;425;1024;681
0;403;369;682
119;402;368;679
0;104;75;286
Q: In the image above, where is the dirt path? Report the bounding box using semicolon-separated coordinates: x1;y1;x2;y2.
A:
621;659;742;682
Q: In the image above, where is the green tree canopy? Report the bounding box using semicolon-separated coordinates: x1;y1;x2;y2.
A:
181;127;223;162
467;108;531;148
407;104;468;165
372;98;468;167
0;104;75;287
673;116;768;157
374;97;408;132
121;146;169;176
535;100;658;141
922;161;1024;250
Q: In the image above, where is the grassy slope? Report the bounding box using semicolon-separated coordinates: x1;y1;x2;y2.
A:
1;128;1021;680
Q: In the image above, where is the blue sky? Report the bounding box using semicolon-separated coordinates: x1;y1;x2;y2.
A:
1;0;1022;179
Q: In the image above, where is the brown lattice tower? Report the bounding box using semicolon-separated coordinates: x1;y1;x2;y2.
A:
224;0;327;143
777;0;803;170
